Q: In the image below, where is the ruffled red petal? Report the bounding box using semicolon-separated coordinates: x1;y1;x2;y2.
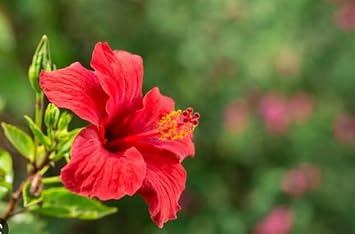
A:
119;87;174;134
90;42;143;119
61;126;146;200
40;62;108;126
138;147;187;228
120;87;195;159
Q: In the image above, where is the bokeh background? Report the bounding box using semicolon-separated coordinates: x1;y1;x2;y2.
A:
1;0;355;233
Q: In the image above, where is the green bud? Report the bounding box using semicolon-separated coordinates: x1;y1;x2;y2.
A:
28;35;53;93
57;112;73;131
44;104;60;129
28;64;40;92
52;128;80;161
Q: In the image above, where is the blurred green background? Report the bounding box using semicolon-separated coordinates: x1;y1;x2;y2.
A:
1;0;355;233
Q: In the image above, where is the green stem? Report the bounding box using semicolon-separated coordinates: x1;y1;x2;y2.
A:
35;92;44;127
42;176;61;184
33;92;44;168
35;92;43;128
2;35;53;221
1;151;53;221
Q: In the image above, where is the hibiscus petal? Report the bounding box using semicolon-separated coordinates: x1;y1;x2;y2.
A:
138;148;187;228
40;62;108;126
90;42;143;118
120;87;195;159
152;136;195;161
122;87;175;133
61;126;146;200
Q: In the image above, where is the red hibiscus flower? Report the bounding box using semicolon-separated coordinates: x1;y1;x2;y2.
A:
39;42;199;228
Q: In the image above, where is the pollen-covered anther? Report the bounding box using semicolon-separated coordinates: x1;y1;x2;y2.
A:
157;107;200;141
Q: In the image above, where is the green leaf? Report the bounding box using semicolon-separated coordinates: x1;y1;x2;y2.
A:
1;122;34;161
31;187;117;219
0;149;13;198
24;115;51;148
22;180;43;208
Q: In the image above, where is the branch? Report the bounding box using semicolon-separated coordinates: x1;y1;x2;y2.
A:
1;150;52;220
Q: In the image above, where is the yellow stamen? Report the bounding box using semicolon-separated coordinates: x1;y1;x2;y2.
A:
157;108;199;141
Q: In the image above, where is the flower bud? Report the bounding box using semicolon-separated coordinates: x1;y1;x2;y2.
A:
44;103;60;129
28;53;42;93
57;112;73;131
28;35;52;93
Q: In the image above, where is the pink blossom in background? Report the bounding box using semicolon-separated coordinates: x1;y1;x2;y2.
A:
282;163;321;197
300;164;321;190
259;92;314;135
282;168;308;197
334;113;355;144
288;92;314;123
259;94;289;135
253;206;294;234
224;100;249;134
334;3;355;31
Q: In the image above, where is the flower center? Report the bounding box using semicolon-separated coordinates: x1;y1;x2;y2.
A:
157;107;200;141
104;107;200;151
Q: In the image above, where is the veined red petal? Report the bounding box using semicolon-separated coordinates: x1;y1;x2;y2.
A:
40;62;108;126
151;136;195;161
120;87;175;134
90;42;143;118
119;87;195;159
61;126;146;200
138;148;187;228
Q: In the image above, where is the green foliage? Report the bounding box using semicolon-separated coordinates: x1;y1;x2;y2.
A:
0;11;15;52
8;213;47;234
44;104;60;130
25;115;51;148
0;202;47;234
28;35;53;93
22;179;43;208
57;112;72;131
52;128;80;162
30;187;118;220
0;149;13;198
1;122;34;162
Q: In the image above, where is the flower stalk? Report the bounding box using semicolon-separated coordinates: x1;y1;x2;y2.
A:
31;35;52;169
1;35;54;220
